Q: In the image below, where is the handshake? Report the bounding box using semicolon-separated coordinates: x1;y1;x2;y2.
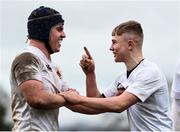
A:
59;88;82;105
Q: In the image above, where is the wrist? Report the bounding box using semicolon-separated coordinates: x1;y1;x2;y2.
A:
79;96;85;104
86;71;95;76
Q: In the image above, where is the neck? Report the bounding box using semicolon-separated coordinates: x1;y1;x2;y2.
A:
125;52;143;71
29;39;51;60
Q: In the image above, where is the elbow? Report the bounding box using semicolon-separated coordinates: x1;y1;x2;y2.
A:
26;97;45;109
29;102;42;109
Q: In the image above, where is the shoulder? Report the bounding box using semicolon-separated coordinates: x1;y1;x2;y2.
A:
140;59;161;74
135;59;164;80
11;52;41;69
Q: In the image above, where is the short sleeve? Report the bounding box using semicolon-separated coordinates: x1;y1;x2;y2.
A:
103;80;118;97
12;52;42;86
171;60;180;99
126;68;162;102
103;74;125;97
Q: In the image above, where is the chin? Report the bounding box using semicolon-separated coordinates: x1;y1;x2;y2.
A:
54;49;60;53
114;58;121;62
114;59;118;62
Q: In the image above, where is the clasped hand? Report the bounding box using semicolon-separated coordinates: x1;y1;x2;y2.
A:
59;88;82;105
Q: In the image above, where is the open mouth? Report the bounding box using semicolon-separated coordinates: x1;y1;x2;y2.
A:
113;52;116;57
58;40;62;44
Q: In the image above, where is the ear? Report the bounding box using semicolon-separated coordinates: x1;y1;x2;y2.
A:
128;40;135;51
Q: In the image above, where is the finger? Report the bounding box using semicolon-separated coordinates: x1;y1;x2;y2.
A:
82;54;88;59
59;92;66;96
68;88;74;91
79;63;87;69
80;61;85;67
82;54;89;62
79;63;84;68
80;60;89;67
80;59;84;64
84;47;93;60
80;60;88;66
68;88;77;91
85;59;92;64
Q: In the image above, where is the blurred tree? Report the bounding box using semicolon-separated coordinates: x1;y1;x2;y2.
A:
0;86;13;130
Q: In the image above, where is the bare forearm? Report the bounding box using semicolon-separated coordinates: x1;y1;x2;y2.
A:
80;96;123;113
86;72;101;97
20;80;66;110
66;104;104;114
79;93;139;113
28;91;66;110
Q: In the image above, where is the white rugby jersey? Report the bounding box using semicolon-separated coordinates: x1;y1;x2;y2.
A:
171;59;180;130
104;59;172;131
171;59;180;99
10;46;69;131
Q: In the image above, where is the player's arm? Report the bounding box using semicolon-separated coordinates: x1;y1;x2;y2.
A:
20;80;66;109
66;104;103;115
85;72;102;97
13;52;66;109
61;90;139;113
80;47;101;97
81;92;139;113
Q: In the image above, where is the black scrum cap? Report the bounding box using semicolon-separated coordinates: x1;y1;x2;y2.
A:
27;6;64;54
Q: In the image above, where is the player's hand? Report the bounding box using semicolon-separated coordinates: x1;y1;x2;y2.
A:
67;88;79;95
80;47;95;75
60;90;82;105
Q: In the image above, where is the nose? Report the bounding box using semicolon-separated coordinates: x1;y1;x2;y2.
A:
109;44;113;51
61;31;66;38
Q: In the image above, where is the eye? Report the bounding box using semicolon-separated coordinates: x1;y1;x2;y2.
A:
56;27;63;32
112;40;117;45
